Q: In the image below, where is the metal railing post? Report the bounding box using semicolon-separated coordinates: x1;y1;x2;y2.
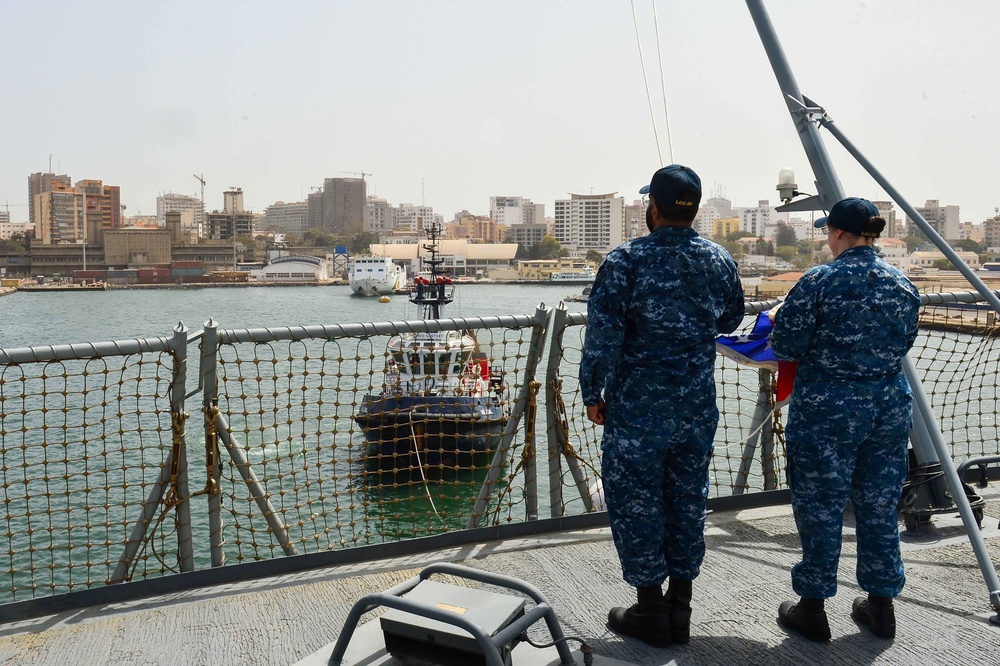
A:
171;322;195;571
545;305;569;517
200;319;226;568
544;305;596;516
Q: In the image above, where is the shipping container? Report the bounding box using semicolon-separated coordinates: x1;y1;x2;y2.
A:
171;260;204;269
171;268;204;276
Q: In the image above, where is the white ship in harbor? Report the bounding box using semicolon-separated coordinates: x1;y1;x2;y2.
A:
348;256;407;296
549;268;596;283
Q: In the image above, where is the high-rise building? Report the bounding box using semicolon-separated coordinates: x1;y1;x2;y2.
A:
34;184;85;244
553;193;625;252
263;201;309;235
157;193;206;236
223;188;245;214
907;199;960;242
739;200;787;239
307;189;323;231
75;179;121;244
206;211;255;240
28;172;72;227
366;196;395;234
872;201;900;239
982;215;1000;250
321;178;366;233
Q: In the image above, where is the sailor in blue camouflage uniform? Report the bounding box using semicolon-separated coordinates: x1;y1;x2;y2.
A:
580;164;744;647
771;197;920;642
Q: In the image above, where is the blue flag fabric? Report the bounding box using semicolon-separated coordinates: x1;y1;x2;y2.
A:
715;311;779;371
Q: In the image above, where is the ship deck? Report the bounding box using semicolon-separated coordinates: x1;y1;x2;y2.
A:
1;487;998;666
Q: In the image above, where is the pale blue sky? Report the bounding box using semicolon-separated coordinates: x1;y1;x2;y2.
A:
2;1;998;224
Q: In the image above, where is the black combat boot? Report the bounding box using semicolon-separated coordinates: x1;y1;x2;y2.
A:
607;585;672;648
666;578;693;644
777;597;831;642
851;593;896;639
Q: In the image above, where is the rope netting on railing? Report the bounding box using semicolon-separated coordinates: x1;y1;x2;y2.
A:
910;318;1000;463
209;319;543;565
0;349;177;601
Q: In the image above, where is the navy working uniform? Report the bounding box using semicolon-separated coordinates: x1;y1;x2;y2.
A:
580;224;744;588
771;221;920;602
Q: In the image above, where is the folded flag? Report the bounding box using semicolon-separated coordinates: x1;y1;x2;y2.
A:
716;311;797;402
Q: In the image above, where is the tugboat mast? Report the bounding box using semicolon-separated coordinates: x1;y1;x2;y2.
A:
410;221;453;320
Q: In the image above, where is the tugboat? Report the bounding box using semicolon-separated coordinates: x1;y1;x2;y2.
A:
353;222;509;473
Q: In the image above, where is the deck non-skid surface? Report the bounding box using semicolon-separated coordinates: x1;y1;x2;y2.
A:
1;492;998;666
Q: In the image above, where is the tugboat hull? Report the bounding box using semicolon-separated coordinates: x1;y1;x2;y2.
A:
354;396;507;472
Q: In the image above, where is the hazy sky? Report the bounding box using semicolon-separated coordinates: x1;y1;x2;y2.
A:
3;0;999;224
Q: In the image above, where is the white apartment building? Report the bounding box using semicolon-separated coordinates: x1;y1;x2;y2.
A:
366;196;395;234
157;193;206;237
694;208;719;238
490;196;545;226
553;193;625;252
263;201;309;235
0;215;31;239
395;204;437;233
907;199;960;242
740;200;787;239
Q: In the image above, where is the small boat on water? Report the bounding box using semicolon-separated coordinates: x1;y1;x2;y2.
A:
349;255;407;296
549;268;596;284
564;285;591;303
353;223;509;474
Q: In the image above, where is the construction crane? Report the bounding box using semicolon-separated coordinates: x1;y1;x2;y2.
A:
338;171;372;181
193;174;206;207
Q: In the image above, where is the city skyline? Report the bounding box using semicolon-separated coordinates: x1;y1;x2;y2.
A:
2;1;999;225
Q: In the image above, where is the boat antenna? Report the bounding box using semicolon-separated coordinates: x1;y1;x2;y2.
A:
651;0;674;163
630;0;662;164
410;221;453;320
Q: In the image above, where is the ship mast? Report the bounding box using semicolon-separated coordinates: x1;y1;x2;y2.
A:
410;221;453;320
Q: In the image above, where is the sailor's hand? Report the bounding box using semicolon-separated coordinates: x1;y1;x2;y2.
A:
586;400;606;426
766;298;784;323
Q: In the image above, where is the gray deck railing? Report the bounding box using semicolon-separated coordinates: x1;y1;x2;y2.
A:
0;294;998;611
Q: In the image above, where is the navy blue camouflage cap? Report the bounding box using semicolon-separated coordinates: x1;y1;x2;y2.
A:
639;164;701;210
814;197;884;237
